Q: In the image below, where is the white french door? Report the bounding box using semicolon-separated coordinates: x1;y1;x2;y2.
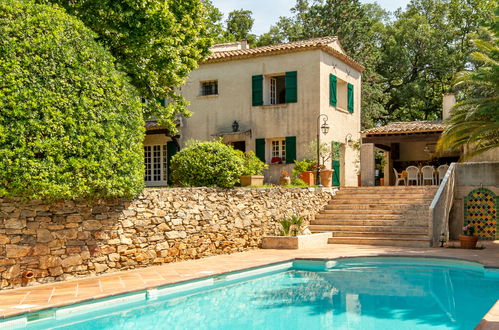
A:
144;144;167;186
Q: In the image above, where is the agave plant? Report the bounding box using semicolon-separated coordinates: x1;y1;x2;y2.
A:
279;218;293;236
279;215;305;236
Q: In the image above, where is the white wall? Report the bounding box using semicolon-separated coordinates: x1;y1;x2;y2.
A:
319;52;362;186
180;50;321;162
178;48;361;186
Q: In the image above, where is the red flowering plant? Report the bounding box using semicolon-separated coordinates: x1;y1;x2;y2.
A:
280;170;289;177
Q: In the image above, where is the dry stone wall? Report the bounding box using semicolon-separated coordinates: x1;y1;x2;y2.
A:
0;187;331;289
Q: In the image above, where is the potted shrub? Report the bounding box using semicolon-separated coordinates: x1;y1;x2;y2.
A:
293;159;315;186
239;151;268;186
459;224;478;249
320;169;334;187
261;215;331;249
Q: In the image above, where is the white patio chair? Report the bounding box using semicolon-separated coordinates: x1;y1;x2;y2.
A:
421;165;435;185
437;164;449;184
406;166;420;185
393;168;406;186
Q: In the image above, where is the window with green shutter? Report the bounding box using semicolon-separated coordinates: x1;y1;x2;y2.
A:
285;71;297;103
329;74;337;107
347;83;354;113
255;138;266;162
285;136;296;164
252;75;263;106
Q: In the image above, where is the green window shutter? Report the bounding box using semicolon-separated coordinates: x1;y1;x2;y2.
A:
285;71;298;103
252;75;263;106
255;138;266;162
347;83;354;113
166;141;178;185
332;141;341;186
285;136;296;164
330;74;337;106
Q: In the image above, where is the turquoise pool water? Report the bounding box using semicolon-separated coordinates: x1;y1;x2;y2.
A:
4;257;499;329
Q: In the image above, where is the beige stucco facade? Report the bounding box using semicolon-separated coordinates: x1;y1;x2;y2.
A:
174;43;362;185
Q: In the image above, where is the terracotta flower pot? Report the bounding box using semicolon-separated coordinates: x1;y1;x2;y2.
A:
459;235;478;249
279;176;291;186
319;170;333;187
300;171;315;186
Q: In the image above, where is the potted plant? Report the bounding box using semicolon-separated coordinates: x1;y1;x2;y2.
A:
239;151;268;186
279;170;291;185
261;215;331;249
459;224;478;249
293;159;315;186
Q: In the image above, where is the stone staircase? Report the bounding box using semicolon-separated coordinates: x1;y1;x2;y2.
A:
309;186;439;248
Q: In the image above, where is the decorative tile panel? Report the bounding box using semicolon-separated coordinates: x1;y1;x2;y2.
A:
464;188;497;240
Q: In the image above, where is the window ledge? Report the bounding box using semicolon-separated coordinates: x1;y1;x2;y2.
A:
256;104;288;109
333;106;351;114
197;94;219;99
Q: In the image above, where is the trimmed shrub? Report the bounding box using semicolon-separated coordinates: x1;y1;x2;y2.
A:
0;0;144;199
171;140;245;188
240;151;268;176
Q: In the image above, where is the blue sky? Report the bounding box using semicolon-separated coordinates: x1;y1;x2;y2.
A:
212;0;411;35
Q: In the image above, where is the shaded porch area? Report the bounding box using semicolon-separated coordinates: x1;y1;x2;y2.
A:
360;121;460;186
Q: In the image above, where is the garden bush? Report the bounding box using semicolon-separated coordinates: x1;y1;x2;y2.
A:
171;140;245;188
239;151;268;176
0;0;144;199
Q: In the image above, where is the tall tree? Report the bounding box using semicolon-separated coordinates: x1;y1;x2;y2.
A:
438;9;499;159
377;0;495;123
257;0;389;128
0;0;144;199
46;0;213;134
202;0;225;43
257;0;495;128
224;9;256;44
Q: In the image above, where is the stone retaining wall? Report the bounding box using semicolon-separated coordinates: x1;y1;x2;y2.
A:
0;188;331;289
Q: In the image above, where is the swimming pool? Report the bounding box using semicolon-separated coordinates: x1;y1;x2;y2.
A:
3;257;498;329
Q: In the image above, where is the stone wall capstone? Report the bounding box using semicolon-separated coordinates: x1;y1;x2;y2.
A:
0;187;331;289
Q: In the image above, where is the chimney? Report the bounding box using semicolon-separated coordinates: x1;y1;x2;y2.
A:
442;93;456;120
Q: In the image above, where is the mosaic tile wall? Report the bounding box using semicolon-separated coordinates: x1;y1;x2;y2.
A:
464;188;498;240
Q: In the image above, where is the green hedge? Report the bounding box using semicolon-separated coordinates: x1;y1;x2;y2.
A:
0;0;145;199
171;140;247;188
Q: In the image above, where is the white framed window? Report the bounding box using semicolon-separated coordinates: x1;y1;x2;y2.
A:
144;144;167;186
200;80;218;96
267;75;286;105
270;138;286;164
337;79;348;110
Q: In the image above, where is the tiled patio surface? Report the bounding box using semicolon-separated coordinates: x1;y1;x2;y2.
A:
1;241;498;322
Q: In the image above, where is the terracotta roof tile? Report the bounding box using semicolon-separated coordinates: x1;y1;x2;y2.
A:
362;121;445;135
203;36;365;72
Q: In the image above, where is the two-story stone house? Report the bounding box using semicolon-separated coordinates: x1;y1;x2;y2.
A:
144;36;364;186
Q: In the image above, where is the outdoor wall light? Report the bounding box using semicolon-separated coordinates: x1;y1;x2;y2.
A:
320;118;330;135
345;133;353;147
316;114;330;187
232;120;239;132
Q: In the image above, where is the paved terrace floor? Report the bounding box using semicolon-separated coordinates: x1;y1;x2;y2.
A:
1;241;498;323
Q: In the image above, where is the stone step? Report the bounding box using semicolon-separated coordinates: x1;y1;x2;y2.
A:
328;237;432;248
327;199;433;205
331;231;429;239
315;213;429;220
309;224;428;233
333;193;435;199
321;208;429;215
339;186;438;192
311;219;429;227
